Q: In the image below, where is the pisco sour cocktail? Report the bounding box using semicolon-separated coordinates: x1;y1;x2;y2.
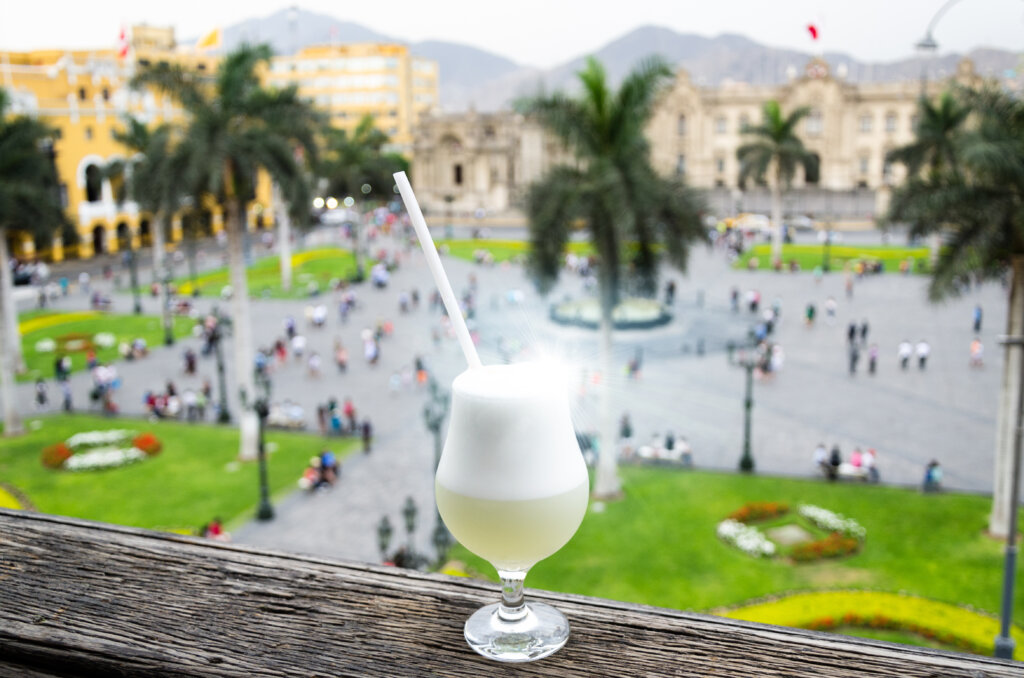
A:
435;363;589;661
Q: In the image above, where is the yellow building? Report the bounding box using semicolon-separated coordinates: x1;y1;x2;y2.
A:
267;43;438;153
1;27;276;261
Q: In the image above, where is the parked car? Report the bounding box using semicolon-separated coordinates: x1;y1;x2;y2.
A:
734;213;771;237
785;215;818;232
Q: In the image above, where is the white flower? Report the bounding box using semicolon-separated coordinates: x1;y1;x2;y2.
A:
93;332;116;348
63;446;146;471
66;429;133;449
34;338;56;353
717;519;776;557
799;504;867;539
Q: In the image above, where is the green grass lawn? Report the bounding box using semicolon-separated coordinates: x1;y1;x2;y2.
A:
736;244;931;273
448;467;1022;624
174;247;358;299
437;239;594;264
18;310;196;382
0;414;357;533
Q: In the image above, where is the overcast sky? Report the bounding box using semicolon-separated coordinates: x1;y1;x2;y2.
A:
1;0;1021;68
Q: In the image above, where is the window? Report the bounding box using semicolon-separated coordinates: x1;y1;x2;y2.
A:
882;159;893;184
806;110;823;136
84;126;93;141
910;114;920;132
715;157;725;174
714;116;727;134
805;153;821;185
858;156;869;175
885;113;897;133
676;154;686;176
454;164;463;186
859;114;873;133
78;88;86;101
739;113;750;131
677;114;686;136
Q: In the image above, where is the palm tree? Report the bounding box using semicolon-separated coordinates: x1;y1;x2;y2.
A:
736;100;819;265
886;91;970;180
886;86;1024;538
319;115;409;279
112;117;183;344
135;44;320;459
521;57;706;499
0;91;64;436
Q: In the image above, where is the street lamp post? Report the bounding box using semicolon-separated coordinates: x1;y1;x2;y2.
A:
727;340;758;473
402;496;418;551
207;314;231;424
994;334;1024;658
161;266;174;346
377;516;394;562
252;370;274;522
423;376;451;562
126;248;142;315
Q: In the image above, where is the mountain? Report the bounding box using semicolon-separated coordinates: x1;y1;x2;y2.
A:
456;25;1021;111
206;9;1021;112
409;41;525;111
201;7;391;56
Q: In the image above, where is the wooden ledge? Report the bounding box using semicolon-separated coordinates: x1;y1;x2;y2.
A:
0;508;1017;677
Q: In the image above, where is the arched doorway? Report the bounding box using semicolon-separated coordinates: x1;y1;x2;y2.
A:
91;225;106;255
199;210;214;237
139;219;152;247
116;222;132;251
85;165;103;203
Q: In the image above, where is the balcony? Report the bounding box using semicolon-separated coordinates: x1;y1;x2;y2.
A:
0;508;1017;677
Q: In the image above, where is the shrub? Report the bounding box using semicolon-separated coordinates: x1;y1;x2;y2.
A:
132;433;162;456
41;443;73;469
727;501;789;523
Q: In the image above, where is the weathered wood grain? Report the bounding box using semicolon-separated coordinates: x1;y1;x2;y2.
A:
0;509;1019;677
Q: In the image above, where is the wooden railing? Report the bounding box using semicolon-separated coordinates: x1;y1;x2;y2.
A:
0;508;1018;677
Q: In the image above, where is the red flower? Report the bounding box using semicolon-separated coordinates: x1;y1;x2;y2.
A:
41;443;73;469
132;433;162;456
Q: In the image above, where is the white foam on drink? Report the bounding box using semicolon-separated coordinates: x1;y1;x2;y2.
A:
436;363;589;501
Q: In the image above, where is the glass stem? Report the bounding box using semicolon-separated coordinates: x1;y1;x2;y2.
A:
496;569;528;622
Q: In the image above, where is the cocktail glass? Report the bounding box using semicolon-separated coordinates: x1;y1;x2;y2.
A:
435;363;589;662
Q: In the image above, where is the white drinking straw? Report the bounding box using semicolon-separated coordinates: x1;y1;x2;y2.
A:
394;171;483;370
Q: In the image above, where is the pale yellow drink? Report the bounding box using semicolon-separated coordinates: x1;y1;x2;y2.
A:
436;480;589;571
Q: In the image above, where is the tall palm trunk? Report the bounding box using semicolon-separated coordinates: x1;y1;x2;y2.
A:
0;229;24;374
990;257;1024;537
226;200;258;461
153;213;174;345
770;165;783;265
0;228;23;437
274;184;293;292
592;299;621;499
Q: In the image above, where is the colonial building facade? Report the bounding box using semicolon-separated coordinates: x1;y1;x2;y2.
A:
411;58;984;221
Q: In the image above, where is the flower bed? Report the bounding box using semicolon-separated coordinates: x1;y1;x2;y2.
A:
791;532;860;562
41;430;162;472
728;501;789;523
721;590;1024;659
716;519;776;557
799;504;866;539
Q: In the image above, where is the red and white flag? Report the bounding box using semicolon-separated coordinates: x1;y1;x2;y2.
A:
117;27;130;59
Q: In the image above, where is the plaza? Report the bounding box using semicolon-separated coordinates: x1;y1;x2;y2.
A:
2;224;1006;565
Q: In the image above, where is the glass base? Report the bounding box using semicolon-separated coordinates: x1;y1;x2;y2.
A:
464;600;570;662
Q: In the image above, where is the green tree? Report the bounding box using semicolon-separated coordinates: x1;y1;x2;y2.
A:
135;44;319;459
521;57;705;498
736;100;819;264
319;115;408;279
886;86;1024;538
0;90;65;436
111;118;184;336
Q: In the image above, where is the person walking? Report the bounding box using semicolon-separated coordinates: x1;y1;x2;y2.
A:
828;445;841;482
923;460;943;492
898;340;913;370
849;343;860;375
847;322;858;345
859;320;869;346
805;302;816;327
868;344;878;375
973;305;983;333
970;338;984;367
916;339;931;370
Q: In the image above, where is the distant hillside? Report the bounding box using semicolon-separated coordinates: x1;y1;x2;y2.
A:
207;9;1022;112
